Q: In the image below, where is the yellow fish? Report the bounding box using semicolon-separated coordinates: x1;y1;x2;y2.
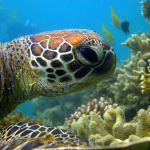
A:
111;5;120;28
102;23;115;45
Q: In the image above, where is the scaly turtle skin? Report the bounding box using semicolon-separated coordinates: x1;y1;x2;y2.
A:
0;29;116;119
0;122;95;149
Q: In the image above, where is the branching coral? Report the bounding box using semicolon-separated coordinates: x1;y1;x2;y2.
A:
110;33;150;120
0;110;42;128
122;33;150;55
140;59;150;94
141;0;150;22
64;97;118;129
64;106;150;147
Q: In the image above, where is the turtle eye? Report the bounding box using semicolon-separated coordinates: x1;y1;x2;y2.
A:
78;47;98;63
74;45;104;66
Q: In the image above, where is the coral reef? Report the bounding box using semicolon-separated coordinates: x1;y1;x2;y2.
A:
111;33;150;111
140;59;150;94
141;0;150;22
63;106;150;147
92;33;150;121
0;110;42;128
64;97;118;129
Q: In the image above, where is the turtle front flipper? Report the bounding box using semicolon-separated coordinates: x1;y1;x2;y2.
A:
0;29;116;119
0;122;95;149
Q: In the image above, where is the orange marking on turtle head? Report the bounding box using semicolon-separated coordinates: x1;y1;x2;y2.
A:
46;30;71;37
64;33;85;45
31;44;43;56
49;37;63;49
86;34;103;41
40;40;48;49
30;35;49;42
86;33;111;48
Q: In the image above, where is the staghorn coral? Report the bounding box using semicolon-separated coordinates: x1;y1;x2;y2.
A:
64;97;118;129
0;110;42;128
141;0;150;22
63;106;150;147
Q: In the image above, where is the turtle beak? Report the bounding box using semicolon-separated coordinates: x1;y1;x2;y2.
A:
89;46;116;78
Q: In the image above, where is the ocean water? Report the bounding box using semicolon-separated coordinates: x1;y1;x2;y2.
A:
0;0;149;118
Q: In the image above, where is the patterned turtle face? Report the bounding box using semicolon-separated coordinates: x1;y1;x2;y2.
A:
27;29;116;95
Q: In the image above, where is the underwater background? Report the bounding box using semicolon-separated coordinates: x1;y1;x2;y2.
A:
0;0;149;120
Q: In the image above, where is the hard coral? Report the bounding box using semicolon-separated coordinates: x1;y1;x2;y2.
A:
141;0;150;22
0;110;42;128
66;106;150;147
140;59;150;94
112;33;150;119
64;97;118;128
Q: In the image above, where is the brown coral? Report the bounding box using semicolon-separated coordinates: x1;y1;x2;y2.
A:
0;110;42;128
64;97;118;128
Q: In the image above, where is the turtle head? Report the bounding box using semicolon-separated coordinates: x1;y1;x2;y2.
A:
28;29;116;96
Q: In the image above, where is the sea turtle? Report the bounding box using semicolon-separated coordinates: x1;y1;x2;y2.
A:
0;29;116;119
0;29;116;149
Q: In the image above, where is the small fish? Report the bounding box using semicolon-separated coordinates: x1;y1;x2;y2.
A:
102;22;115;45
0;8;19;23
121;21;130;35
111;5;120;29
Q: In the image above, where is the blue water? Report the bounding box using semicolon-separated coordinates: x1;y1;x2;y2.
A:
0;0;149;118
